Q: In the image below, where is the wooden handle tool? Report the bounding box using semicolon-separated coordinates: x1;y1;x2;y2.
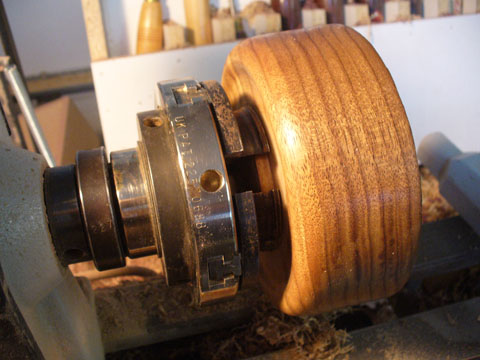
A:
136;0;163;54
184;0;213;46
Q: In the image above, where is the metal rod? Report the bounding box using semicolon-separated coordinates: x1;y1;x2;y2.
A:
0;0;26;84
3;63;55;167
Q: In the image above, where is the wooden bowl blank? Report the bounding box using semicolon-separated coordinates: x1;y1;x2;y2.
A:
222;25;421;316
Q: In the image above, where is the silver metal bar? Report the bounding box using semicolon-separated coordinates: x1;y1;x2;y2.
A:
3;63;55;167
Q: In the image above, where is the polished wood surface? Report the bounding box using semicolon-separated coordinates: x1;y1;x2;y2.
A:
222;25;421;315
136;0;163;54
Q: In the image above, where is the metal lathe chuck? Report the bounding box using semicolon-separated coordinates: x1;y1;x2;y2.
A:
44;79;282;304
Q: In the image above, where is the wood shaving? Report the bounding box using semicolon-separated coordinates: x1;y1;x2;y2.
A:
240;1;276;19
420;166;457;223
94;166;459;359
208;298;353;360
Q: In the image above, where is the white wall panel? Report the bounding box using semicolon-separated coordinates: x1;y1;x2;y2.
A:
355;15;480;154
93;15;480;155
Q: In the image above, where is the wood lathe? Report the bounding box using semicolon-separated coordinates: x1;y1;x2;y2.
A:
0;25;428;359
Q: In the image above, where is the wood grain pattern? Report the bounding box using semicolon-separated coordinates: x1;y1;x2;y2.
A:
222;25;421;315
